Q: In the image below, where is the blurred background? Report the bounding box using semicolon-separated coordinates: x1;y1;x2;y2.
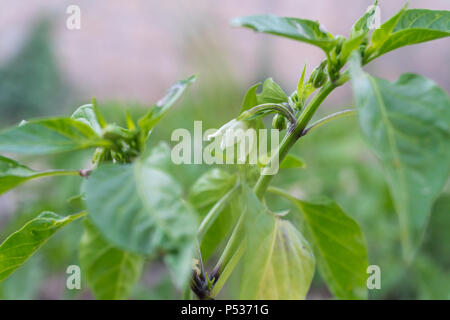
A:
0;0;448;299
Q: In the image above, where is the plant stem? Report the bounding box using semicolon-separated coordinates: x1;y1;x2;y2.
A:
210;242;245;298
213;212;245;274
32;169;83;179
302;108;355;136
207;71;351;299
267;186;298;202
255;84;327;197
197;182;240;239
196;239;206;275
253;72;350;199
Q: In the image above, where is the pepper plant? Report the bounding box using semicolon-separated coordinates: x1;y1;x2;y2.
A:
0;2;449;300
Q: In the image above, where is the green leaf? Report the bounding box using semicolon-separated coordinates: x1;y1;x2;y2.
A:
0;155;79;195
240;187;315;299
368;9;450;61
189;169;237;209
293;197;368;299
140;141;172;170
350;56;450;260
138;75;196;134
237;79;289;121
0;255;43;299
85;148;198;288
369;4;407;51
350;0;379;38
125;110;136;130
296;65;307;103
339;31;368;64
295;65;316;107
91;97;107;128
71;104;103;135
237;78;289;124
232;15;337;52
239;83;266;131
257;78;288;105
85;160;197;255
0;118;107;155
240;83;261;113
280;154;306;169
79;219;144;300
0;211;86;282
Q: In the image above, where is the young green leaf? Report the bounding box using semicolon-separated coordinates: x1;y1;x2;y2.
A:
125;110;136;130
79;219;144;300
0;118;108;155
71;104;103;135
350;55;450;260
232;15;337;52
367;9;450;61
350;0;378;38
240;82;261;113
257;78;288;105
271;187;369;300
369;4;407;52
91;97;107;129
0;211;86;282
296;65;307;104
240;187;315;300
237;82;269;133
339;31;368;64
294;65;317;108
138;75;196;136
237;78;294;126
0;156;80;195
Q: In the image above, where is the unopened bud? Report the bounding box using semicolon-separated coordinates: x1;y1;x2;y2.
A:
272;114;287;130
309;61;328;88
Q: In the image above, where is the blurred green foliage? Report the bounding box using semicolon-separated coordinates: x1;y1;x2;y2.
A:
0;14;448;300
0;18;71;125
267;114;450;299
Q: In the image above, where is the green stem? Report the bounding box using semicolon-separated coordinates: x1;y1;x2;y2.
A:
32;169;83;179
207;71;351;299
197;182;240;239
253;72;350;199
210;242;245;298
213;212;245;273
267;186;298;202
203;204;246;299
302;108;355;136
255;88;324;196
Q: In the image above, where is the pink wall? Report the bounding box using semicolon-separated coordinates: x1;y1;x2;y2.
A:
0;0;448;103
